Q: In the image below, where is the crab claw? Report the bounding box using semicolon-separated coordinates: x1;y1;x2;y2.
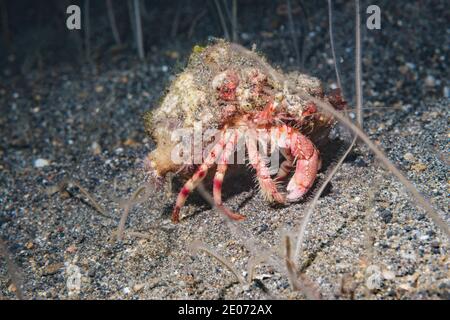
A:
286;133;320;202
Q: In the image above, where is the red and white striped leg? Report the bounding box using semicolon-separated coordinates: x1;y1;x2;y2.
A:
172;131;230;223
213;164;246;220
212;132;246;220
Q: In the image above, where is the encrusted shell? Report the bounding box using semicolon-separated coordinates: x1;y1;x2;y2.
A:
144;41;326;176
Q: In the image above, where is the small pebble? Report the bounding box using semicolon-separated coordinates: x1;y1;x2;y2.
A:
382;270;396;280
42;263;64;276
431;241;440;248
123;287;131;295
66;245;77;254
405;62;416;70
411;163;427;172
403;152;415;162
123;138;138;147
424;75;436;87
419;234;429;241
380;209;393;223
133;283;145;292
398;283;412;291
256;223;268;234
34;158;50;168
8;283;17;294
91;141;102;155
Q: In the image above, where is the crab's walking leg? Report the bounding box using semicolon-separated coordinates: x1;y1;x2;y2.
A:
212;164;227;206
172;131;230;223
212;131;246;220
213;165;246;221
281;125;320;202
246;130;285;203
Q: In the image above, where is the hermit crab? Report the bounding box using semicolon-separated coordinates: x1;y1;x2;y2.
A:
144;41;346;223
